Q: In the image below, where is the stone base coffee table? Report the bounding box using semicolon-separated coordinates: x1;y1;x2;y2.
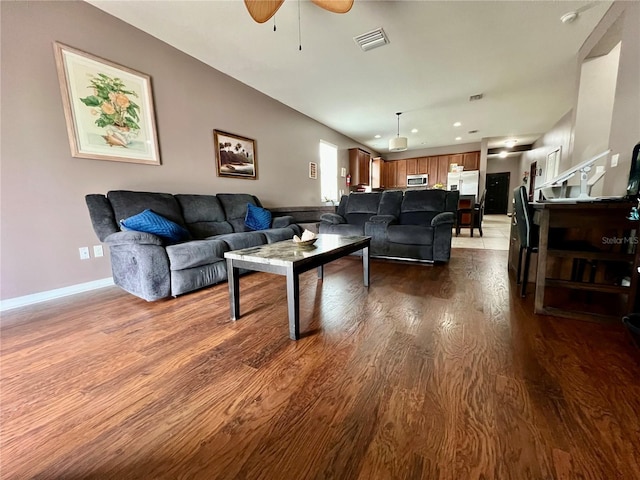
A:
224;234;371;340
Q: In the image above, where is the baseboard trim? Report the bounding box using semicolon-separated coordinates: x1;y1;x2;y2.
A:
0;277;115;312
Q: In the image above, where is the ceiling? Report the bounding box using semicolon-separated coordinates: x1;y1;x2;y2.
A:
88;0;612;154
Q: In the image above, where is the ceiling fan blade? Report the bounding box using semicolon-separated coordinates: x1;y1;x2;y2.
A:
311;0;354;14
244;0;285;23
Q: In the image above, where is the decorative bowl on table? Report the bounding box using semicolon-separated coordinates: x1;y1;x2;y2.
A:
293;238;317;247
293;230;317;247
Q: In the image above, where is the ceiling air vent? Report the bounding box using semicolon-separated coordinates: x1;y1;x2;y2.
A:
354;28;390;52
469;93;484;101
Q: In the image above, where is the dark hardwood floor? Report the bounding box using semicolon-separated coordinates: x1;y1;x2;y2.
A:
1;249;639;479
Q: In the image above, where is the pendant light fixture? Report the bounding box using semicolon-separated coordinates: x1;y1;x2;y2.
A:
389;112;408;152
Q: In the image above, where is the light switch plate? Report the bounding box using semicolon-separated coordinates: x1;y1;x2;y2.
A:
611;153;619;167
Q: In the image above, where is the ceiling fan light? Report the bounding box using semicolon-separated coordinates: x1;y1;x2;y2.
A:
389;136;408;152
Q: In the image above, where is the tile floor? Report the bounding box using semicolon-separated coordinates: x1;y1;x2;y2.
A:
451;214;511;250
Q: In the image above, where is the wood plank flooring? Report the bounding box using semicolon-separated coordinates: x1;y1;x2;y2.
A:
1;249;639;479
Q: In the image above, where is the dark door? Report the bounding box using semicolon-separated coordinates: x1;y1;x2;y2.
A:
485;172;510;214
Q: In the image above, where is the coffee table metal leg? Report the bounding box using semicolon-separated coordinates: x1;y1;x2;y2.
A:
227;259;240;320
317;264;323;280
363;246;370;287
286;268;300;340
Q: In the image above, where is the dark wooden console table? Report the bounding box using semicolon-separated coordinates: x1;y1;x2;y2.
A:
532;201;640;322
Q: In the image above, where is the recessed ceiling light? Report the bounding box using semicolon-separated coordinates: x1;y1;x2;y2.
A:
453;122;462;127
455;137;462;141
374;134;381;139
411;128;418;133
505;139;517;148
499;151;509;158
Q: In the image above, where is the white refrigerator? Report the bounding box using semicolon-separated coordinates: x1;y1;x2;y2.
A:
447;170;479;196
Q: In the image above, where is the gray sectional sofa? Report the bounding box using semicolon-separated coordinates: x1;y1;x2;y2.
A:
86;190;301;301
319;189;459;262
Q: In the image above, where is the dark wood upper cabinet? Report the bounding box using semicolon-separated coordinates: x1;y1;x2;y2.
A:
378;151;479;189
349;148;371;186
462;152;480;171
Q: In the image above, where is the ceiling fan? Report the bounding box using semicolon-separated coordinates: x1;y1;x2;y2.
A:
244;0;354;24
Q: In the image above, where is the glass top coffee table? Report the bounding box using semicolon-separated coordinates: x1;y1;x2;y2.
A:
224;234;371;340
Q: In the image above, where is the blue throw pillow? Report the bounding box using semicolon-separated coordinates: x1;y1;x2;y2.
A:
245;203;272;231
120;209;190;243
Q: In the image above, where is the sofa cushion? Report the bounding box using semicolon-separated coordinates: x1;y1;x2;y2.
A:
387;225;435;246
345;192;381;214
120;209;190;243
85;194;119;241
245;203;272;231
174;194;234;239
262;227;297;244
108;190;187;228
218;193;260;232
399;190;448;225
166;238;229;271
344;192;381;226
216;231;266;251
378;190;403;218
318;223;365;236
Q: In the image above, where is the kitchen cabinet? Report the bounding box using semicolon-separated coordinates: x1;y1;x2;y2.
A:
396;160;407;188
437;156;451;187
378;151;480;190
417;157;429;175
349;148;371;186
371;157;383;189
449;154;463;170
385;161;397;188
462;152;480;171
406;158;417;175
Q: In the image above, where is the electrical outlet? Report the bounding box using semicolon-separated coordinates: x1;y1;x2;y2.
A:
79;247;90;260
611;153;619;167
93;245;104;258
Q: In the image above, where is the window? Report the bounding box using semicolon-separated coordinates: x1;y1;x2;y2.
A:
319;140;338;202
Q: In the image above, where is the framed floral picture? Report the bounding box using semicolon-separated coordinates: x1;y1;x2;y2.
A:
53;42;160;165
214;130;257;180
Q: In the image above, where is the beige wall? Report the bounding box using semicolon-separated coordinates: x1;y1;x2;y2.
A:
0;1;374;300
574;1;640;195
520;110;574;195
572;42;621;165
520;2;639;199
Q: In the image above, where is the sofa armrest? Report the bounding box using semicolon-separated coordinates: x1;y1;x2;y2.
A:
320;213;346;225
431;212;456;227
104;231;164;246
368;215;397;225
272;215;294;228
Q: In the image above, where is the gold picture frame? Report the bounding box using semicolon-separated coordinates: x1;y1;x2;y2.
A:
214;130;257;180
53;42;161;165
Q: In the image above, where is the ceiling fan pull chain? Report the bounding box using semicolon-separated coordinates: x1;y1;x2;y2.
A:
273;15;277;32
298;0;302;51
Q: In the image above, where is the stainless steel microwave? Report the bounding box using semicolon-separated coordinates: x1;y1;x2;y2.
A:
407;174;428;187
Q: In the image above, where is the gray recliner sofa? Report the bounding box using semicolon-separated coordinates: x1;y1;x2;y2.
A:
319;189;459;262
86;190;301;301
